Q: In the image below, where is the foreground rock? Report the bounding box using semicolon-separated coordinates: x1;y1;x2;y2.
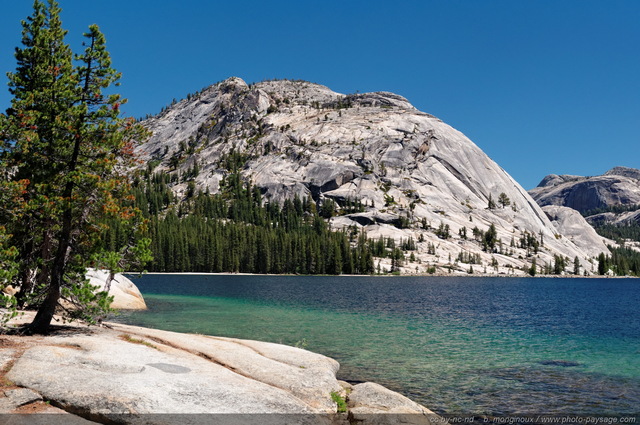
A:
0;315;441;424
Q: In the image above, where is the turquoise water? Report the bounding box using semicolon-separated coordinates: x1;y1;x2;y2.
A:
115;275;640;416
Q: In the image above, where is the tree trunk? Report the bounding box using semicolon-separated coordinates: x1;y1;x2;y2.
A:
26;226;70;334
27;99;84;333
26;214;73;333
25;277;60;334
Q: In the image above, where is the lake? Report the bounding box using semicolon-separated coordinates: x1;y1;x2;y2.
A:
116;274;640;416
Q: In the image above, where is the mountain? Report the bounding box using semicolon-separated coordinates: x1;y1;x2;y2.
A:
530;166;640;214
136;77;608;275
529;166;640;226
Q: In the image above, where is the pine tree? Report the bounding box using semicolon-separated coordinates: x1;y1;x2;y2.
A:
484;223;498;252
528;258;537;276
597;252;608;275
0;1;150;333
0;173;24;323
487;193;496;210
498;192;510;208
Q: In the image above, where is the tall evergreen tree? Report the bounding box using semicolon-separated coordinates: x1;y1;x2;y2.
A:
528;258;537;276
483;223;498;252
597;252;608;275
487;193;496;210
0;0;150;333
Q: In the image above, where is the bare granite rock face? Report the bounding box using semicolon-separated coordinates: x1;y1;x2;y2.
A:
531;166;640;234
603;166;640;181
542;205;612;258
136;77;608;274
530;167;640;214
4;317;440;423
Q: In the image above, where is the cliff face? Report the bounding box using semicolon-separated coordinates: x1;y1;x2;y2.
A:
137;77;607;274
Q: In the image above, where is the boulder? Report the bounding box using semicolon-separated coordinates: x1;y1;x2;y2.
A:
2;285;18;296
348;382;440;424
0;388;42;409
86;270;146;310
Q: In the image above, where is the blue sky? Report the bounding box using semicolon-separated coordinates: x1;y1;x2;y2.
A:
1;1;638;189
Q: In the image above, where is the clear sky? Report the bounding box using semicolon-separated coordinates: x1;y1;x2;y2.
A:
1;1;638;189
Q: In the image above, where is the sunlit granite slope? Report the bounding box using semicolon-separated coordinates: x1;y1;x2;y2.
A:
136;77;607;274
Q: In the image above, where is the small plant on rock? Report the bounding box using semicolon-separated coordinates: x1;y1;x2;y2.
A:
330;391;348;413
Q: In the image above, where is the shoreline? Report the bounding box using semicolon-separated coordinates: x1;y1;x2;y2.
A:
1;311;441;421
130;271;638;279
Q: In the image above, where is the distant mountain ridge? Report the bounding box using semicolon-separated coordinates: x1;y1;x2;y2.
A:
135;77;609;275
529;166;640;226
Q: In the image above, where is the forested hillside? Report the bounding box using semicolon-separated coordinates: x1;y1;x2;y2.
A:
128;77;606;276
590;211;640;276
101;159;398;275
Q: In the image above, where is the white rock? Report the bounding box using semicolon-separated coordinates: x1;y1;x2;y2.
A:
5;319;443;422
86;270;146;310
348;382;440;424
106;324;342;411
542;205;613;258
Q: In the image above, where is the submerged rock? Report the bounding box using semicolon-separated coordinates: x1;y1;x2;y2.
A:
538;360;582;367
472;365;640;415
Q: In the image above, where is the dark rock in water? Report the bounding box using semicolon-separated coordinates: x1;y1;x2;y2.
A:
539;360;581;367
343;379;367;385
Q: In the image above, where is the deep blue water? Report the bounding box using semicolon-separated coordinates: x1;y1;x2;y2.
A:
116;275;640;416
